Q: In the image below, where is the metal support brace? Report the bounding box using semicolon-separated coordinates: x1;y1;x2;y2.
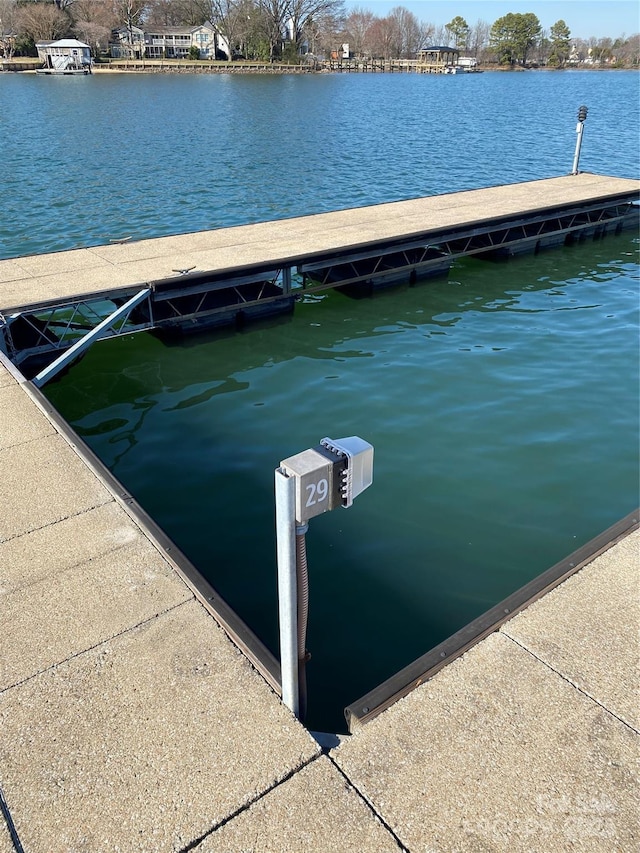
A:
32;288;150;388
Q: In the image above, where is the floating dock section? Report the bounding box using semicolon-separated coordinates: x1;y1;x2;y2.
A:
1;172;638;383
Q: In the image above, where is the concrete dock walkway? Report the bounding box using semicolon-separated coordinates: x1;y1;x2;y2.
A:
1;354;637;851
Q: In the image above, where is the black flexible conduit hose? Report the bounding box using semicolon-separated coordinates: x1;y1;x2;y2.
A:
295;524;310;722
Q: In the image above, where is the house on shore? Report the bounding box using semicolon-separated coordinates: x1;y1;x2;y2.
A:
109;26;145;59
36;39;92;72
110;22;230;61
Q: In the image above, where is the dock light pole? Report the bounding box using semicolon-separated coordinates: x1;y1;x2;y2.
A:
572;105;589;175
275;436;374;721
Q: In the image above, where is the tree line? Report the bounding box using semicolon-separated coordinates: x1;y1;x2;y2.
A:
0;0;638;67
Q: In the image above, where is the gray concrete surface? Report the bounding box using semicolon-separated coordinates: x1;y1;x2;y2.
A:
0;368;13;390
195;757;401;852
0;602;319;852
0;353;638;852
335;632;638;852
0;367;320;851
0;382;55;446
503;529;639;730
0;818;14;853
1;534;192;689
0;433;113;542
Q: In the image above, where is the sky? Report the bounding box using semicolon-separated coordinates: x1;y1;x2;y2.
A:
341;2;640;40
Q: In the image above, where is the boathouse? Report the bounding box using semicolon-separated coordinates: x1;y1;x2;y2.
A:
36;39;91;72
417;45;459;72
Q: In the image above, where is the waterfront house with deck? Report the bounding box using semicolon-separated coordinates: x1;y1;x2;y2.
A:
109;26;145;59
110;23;229;61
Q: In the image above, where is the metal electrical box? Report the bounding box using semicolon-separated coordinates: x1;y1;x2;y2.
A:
320;436;374;508
279;436;374;523
279;446;341;523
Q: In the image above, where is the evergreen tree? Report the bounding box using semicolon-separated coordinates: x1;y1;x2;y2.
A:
549;19;571;67
489;12;541;66
445;15;469;50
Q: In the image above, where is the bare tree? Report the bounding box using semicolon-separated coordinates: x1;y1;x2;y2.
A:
327;4;430;60
0;0;19;59
209;0;255;58
185;0;217;25
616;32;640;66
430;24;447;46
109;0;146;56
145;0;186;27
287;0;343;53
367;15;395;59
140;0;216;27
468;18;490;59
420;19;434;50
71;0;115;55
18;1;69;42
344;6;373;57
303;7;342;56
387;5;426;58
257;0;287;59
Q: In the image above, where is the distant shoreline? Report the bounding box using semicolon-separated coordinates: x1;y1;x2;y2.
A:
1;58;632;75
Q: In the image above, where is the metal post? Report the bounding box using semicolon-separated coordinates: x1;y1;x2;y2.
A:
281;267;292;295
571;105;588;175
275;436;373;722
274;467;299;717
572;122;584;175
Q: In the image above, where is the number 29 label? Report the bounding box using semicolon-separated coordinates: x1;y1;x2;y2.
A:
305;478;328;508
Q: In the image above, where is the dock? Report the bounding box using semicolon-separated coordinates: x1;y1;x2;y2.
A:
99;59;315;74
1;359;637;850
4;58;470;75
1;173;639;850
1;173;638;382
